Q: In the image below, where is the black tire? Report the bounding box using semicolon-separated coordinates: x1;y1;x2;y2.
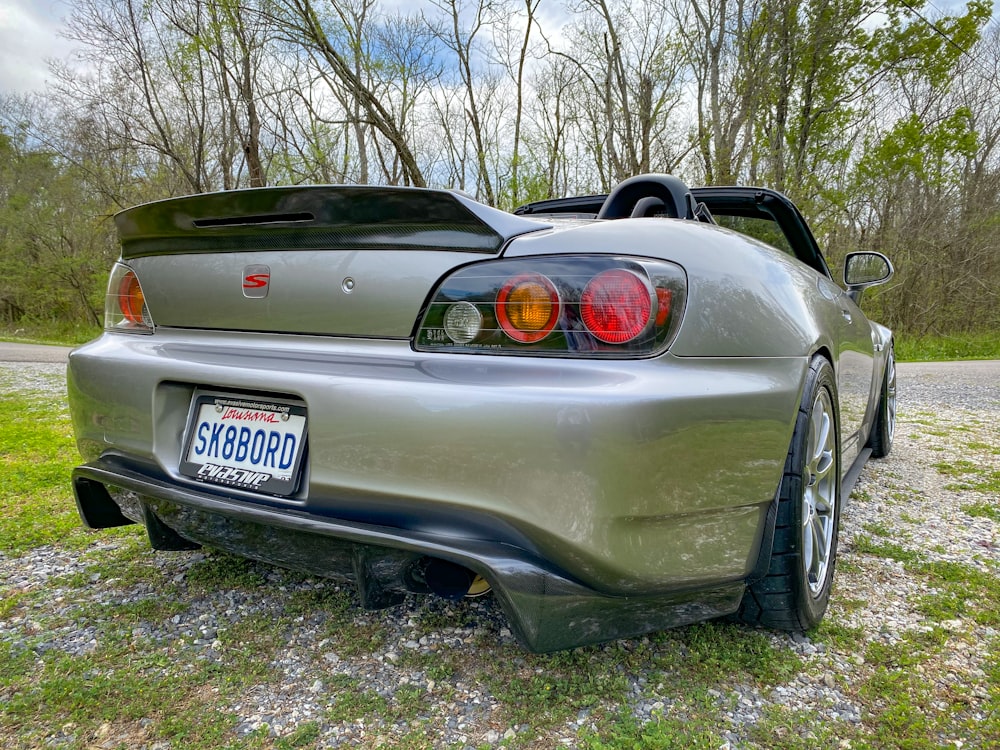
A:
868;344;896;458
736;356;841;631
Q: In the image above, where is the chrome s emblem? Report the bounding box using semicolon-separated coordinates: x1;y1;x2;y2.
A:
242;265;270;298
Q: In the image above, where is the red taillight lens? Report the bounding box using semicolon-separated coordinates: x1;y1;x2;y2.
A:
655;287;672;326
496;273;560;343
118;270;147;325
580;269;652;343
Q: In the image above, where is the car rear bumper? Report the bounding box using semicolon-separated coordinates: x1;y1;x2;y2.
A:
73;456;747;652
68;329;808;635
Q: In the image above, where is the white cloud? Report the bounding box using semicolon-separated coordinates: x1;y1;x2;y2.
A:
0;0;75;94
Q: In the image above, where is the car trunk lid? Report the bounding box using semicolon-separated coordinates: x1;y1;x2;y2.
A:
115;186;549;338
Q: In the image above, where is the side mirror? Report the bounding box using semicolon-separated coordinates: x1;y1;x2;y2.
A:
844;252;893;301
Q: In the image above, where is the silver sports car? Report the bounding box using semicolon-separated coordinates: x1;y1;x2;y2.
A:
67;174;895;652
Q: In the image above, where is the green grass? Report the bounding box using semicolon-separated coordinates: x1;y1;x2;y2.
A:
852;535;923;564
1;320;99;346
931;459;1000;493
1;638;241;748
894;330;1000;361
581;711;721;749
963;502;1000;522
0;394;95;554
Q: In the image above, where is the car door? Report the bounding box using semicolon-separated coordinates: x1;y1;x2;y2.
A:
816;275;877;464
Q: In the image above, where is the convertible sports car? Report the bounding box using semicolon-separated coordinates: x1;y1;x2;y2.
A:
67;174;895;652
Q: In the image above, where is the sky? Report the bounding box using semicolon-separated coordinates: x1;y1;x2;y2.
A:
0;0;75;95
0;0;994;97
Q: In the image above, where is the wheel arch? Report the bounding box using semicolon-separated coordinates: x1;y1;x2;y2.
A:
746;350;839;587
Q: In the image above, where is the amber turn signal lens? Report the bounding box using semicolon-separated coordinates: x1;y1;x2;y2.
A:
496;273;560;343
118;270;147;325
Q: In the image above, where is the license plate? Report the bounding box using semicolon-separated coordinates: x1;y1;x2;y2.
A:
179;393;307;497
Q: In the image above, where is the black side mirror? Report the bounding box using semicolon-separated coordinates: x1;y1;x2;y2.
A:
844;252;893;302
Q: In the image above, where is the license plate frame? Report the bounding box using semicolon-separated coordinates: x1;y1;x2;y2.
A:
179;391;308;497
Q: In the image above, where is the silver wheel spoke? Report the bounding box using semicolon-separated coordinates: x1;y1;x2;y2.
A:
802;387;837;597
809;516;826;583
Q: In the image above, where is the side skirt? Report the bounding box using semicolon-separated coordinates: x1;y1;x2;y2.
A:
841;447;873;508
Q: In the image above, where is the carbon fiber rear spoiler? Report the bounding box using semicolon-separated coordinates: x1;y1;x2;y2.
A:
115;185;550;259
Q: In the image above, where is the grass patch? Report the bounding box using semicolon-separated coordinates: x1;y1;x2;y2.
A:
325;676;389;723
582;710;722;749
966;440;1000;455
894;331;1000;361
914;560;1000;627
184;551;270;590
932;459;1000;493
861;521;895;538
480;623;802;739
324;676;429;727
855;630;984;750
813;620;866;651
486;646;632;727
285;585;391;657
0;394;93;554
1;320;99;346
963;501;1000;522
0;589;28;621
852;535;923;564
210;613;285;686
0;641;239;749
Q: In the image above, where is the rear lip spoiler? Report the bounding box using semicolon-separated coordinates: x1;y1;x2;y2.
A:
115;185;551;259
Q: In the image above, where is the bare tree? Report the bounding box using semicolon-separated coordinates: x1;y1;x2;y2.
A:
550;0;688;188
428;0;503;204
276;0;426;186
491;0;542;206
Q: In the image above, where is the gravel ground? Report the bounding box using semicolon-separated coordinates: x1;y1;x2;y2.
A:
1;359;998;748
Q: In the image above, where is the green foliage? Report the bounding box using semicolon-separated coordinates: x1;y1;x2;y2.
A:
582;711;722;749
856;109;978;190
0;320;99;346
0;394;91;554
0;123;115;329
894;331;1000;361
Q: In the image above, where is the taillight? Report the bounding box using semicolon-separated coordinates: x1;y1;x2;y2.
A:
105;263;154;333
415;256;686;358
580;269;652;344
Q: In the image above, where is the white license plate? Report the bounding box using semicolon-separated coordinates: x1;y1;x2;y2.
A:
179;393;307;497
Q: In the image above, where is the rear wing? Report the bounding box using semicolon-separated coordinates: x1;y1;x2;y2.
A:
115;185;550;259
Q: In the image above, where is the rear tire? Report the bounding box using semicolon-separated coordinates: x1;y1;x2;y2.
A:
868;345;896;458
736;357;841;631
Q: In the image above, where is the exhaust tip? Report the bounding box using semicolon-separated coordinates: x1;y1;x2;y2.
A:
465;574;492;597
423;558;479;601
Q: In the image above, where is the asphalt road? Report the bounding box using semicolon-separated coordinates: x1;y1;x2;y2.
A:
0;342;75;363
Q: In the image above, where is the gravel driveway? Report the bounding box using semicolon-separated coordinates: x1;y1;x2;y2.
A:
1;357;998;748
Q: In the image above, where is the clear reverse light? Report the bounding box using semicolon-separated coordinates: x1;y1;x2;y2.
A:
443;301;483;343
